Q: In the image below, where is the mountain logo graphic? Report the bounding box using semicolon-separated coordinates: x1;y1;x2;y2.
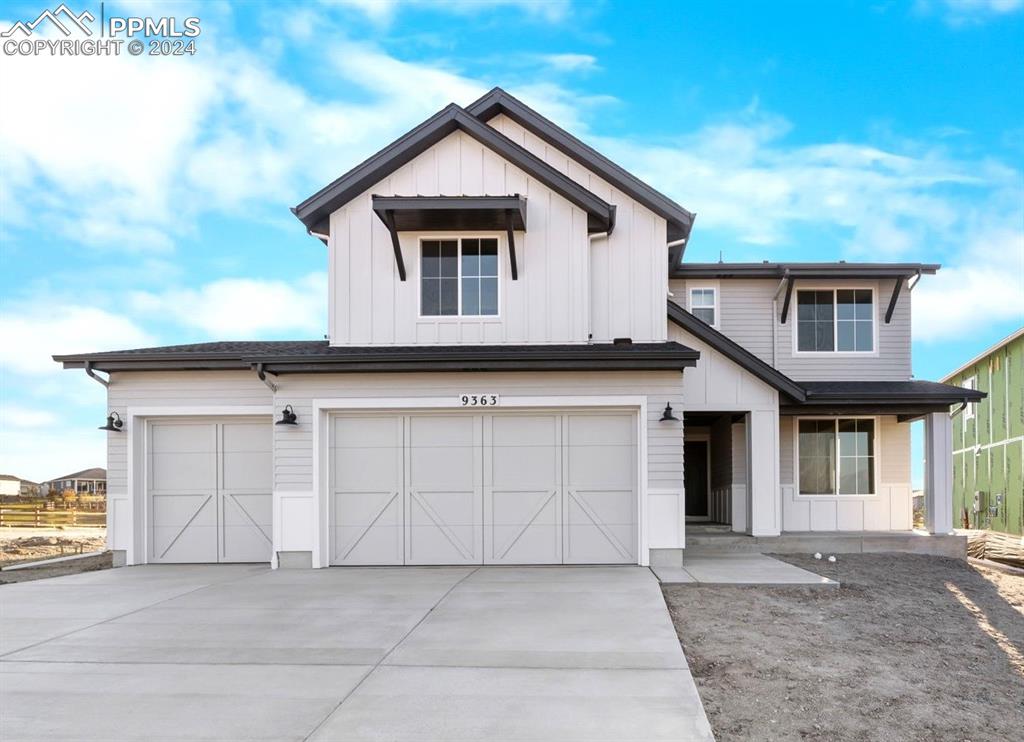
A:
2;4;95;38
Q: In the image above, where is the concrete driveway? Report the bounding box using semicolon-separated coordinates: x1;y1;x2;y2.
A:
1;564;712;741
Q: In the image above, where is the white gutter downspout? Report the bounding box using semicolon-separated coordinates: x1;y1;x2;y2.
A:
665;237;687;299
587;232;609;343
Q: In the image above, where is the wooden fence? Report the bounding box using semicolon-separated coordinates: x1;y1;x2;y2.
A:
0;501;106;528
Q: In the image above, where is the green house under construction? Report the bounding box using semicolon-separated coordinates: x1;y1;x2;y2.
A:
942;328;1024;537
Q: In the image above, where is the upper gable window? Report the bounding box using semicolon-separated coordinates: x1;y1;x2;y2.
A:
796;288;874;353
420;238;498;317
689;287;717;327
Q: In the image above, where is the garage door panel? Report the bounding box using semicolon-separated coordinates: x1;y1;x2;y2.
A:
410;415;476;446
148;418;271;564
150;493;217;563
486;489;560;564
566;445;635;489
409;448;478;488
149;452;217;492
334;448;402;489
333;490;403;564
220;493;272;562
565;489;636;564
491;446;560;488
408;490;480;564
566;414;637;446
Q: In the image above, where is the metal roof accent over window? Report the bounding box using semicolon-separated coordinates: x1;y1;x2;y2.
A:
371;195;528;280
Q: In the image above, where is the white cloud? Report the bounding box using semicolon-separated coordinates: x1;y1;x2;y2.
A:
0;425;106;484
0;405;58;429
320;0;573;25
129;272;327;338
592;110;1017;254
537;53;599;73
913;227;1024;341
915;0;1024;24
0;305;154;375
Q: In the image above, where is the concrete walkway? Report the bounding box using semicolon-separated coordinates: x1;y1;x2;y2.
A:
0;565;712;741
653;554;837;586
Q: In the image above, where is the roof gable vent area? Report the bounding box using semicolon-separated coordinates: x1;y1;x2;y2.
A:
292;99;616;239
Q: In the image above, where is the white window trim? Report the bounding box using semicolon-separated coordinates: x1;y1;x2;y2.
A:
686;280;720;329
791;284;879;357
962;376;977;421
793;415;881;500
417;235;503;320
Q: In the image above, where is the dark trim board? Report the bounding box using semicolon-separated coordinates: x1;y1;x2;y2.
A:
55;341;699;375
466;87;695;244
671;262;940;280
667;300;807;401
293;103;615;237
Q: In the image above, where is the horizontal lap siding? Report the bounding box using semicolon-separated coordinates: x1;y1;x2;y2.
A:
269;371;683;492
105;372;273;499
670;277;912;381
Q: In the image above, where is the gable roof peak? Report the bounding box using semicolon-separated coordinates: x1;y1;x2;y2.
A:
465;87;695;244
292;99;615;237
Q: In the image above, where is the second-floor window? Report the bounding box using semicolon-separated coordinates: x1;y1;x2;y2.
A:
421;238;499;317
796;288;874;353
689;287;717;326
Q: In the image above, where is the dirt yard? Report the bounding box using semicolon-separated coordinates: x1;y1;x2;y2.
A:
663;554;1024;742
0;527;107;566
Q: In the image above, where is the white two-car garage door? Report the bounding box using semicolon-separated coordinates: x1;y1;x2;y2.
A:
147;419;273;563
330;411;638;566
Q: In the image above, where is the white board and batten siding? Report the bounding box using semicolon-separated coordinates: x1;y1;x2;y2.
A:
669;278;912;381
329;128;670;348
780;416;912;532
487;113;669;346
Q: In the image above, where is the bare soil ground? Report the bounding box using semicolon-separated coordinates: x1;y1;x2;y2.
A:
0;551;113;584
663;554;1024;742
0;527;107;567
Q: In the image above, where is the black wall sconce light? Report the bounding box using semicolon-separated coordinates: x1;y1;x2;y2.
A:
276;405;298;426
659;403;680;422
99;411;124;432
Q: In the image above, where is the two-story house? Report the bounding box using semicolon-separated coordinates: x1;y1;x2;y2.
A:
54;88;982;568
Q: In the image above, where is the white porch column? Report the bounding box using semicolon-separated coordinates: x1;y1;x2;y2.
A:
746;409;781;536
923;411;954;534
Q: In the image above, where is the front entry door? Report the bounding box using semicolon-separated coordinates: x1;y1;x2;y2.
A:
684;441;709;520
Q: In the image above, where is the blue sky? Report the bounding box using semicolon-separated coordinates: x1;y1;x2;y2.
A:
1;0;1022;484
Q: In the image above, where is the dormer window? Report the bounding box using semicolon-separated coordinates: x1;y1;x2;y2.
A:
688;287;717;326
421;237;499;317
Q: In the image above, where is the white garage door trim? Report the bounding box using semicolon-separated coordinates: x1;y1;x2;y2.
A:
125;406;274;566
312;396;648;568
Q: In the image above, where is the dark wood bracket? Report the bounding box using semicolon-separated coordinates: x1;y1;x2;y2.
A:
380;210;407;281
780;276;794;324
884;276;904;324
506;209;519;280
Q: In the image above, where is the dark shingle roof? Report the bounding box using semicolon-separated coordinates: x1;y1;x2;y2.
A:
54;341;699;374
801;380;985;403
49;467;106;481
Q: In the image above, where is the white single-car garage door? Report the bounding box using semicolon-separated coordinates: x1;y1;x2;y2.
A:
330;411;638;565
147;418;272;563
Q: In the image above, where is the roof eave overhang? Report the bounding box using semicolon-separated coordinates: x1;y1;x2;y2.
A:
670;264;942;280
666;300;807;401
293;104;615;237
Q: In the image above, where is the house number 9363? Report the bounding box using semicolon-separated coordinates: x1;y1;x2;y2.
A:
459;394;499;407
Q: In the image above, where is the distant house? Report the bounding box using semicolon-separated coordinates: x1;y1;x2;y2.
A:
0;474;40;498
43;468;107;498
941;328;1023;537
